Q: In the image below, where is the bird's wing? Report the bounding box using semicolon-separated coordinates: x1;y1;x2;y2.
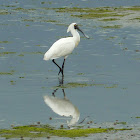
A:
44;38;75;60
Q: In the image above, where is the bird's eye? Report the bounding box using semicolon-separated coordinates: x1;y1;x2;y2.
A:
74;24;77;29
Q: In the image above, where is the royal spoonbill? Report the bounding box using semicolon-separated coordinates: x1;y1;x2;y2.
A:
43;23;89;76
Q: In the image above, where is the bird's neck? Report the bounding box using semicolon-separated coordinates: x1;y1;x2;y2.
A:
71;30;80;47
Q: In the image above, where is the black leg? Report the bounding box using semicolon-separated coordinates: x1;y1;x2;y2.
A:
52;88;59;97
58;76;64;85
52;59;62;75
61;58;66;76
62;89;66;98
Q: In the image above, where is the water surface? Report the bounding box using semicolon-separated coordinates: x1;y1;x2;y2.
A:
0;0;140;139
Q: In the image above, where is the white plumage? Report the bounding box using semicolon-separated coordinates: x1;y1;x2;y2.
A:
43;23;89;76
43;38;75;60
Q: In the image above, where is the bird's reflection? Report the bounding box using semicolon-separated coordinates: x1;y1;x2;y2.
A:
43;77;80;126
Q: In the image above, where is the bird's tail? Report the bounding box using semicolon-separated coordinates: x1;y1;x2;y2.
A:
43;54;49;61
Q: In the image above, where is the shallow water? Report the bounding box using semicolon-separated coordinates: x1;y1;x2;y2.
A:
0;0;140;139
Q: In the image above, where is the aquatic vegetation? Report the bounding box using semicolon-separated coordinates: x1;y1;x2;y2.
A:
135;117;140;118
114;121;127;125
10;80;16;85
0;52;16;56
72;13;124;19
0;9;10;15
124;6;140;11
100;18;119;21
131;17;140;20
104;84;118;88
101;25;122;29
54;82;106;89
0;41;10;43
53;7;126;19
64;82;91;88
0;72;13;75
1;5;16;8
106;36;117;40
0;70;15;75
13;7;36;12
0;124;132;139
52;6;140;24
77;73;85;75
18;54;24;57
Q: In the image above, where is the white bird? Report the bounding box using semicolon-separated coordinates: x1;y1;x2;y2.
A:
43;23;89;76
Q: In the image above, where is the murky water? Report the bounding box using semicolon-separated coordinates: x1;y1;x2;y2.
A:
0;0;140;139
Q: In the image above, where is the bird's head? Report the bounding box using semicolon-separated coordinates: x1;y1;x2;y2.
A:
67;23;89;39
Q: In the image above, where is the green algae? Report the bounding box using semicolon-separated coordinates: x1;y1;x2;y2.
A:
27;52;44;55
0;10;10;15
64;82;93;88
54;81;119;89
100;18;119;21
13;7;36;12
53;7;126;19
101;25;122;29
54;82;106;89
22;17;57;23
0;70;15;75
72;13;124;19
0;124;132;139
106;36;117;40
52;6;140;21
1;5;16;8
124;6;140;11
54;7;113;13
131;17;140;21
114;121;127;125
0;52;16;56
0;72;13;75
77;73;85;75
0;41;10;43
0;125;107;139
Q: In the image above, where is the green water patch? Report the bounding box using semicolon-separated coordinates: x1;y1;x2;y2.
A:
17;52;44;56
54;7;113;13
100;18;120;21
53;7;126;19
0;124;132;139
0;52;16;56
72;13;124;19
0;70;15;75
25;52;44;55
136;117;140;119
0;72;13;75
53;82;118;89
123;6;140;11
0;9;10;15
114;121;127;125
13;7;36;12
106;36;117;40
52;6;140;21
22;16;57;23
104;84;118;89
0;41;10;43
1;5;16;8
101;25;122;29
130;17;140;21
